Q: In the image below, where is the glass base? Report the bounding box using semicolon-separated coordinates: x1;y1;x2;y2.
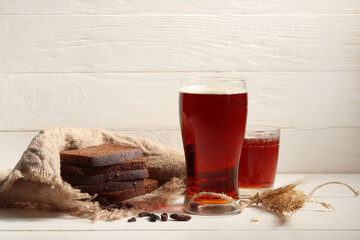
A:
239;186;274;198
183;197;241;215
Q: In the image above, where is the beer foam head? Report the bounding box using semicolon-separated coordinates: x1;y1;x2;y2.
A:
245;132;280;140
180;85;246;95
245;126;280;140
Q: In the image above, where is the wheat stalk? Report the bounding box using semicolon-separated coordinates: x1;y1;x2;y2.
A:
241;179;358;219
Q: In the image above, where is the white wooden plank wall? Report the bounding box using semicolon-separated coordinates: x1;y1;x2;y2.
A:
0;1;359;173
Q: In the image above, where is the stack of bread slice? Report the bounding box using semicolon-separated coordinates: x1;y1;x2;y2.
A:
60;143;158;205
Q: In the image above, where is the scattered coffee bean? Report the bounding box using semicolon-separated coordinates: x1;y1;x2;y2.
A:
138;211;151;217
170;213;192;221
149;213;160;222
126;212;192;223
161;213;168;221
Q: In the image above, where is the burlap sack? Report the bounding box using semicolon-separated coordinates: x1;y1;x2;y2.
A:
0;127;186;221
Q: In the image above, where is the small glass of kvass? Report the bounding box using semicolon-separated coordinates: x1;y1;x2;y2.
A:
238;126;280;196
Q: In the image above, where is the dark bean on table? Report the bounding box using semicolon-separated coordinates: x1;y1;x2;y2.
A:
161;213;168;221
138;211;151;217
149;213;160;222
170;213;192;221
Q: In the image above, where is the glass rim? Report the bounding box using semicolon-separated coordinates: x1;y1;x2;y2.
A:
180;77;246;94
182;76;246;84
245;125;280;138
246;125;280;132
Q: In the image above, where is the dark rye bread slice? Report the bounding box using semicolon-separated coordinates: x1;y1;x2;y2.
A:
60;143;143;167
61;169;149;185
61;158;147;177
72;180;144;195
98;179;158;203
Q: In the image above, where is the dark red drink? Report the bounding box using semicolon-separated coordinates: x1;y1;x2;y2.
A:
180;89;247;204
238;136;279;188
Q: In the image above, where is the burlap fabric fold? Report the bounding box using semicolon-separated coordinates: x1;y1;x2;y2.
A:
0;127;186;221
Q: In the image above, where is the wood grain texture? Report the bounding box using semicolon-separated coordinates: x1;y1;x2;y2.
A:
1;1;359;175
1;15;360;72
1;72;359;131
1;0;360;14
1;174;359;237
1;128;359;173
0;231;359;240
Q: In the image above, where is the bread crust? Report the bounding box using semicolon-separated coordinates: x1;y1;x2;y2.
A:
60;143;143;167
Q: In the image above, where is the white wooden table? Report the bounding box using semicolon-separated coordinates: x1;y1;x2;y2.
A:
1;174;359;240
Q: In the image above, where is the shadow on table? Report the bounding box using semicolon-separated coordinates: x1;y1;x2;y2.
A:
0;208;70;221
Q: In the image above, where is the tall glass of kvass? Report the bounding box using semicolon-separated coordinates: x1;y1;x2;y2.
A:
179;78;247;215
